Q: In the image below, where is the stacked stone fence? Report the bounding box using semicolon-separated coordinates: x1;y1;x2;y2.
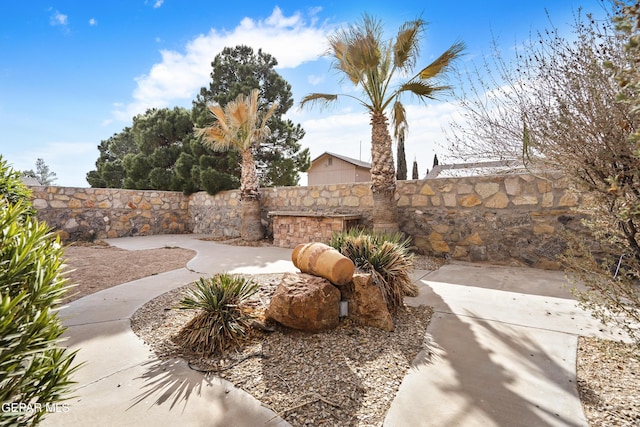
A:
30;186;189;241
29;171;586;269
395;171;584;269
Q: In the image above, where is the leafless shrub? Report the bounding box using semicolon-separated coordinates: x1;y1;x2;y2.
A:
449;2;640;345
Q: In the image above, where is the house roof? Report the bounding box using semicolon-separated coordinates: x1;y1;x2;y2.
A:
311;152;371;169
20;176;42;186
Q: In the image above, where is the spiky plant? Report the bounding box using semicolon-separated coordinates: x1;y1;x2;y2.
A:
330;228;417;310
175;273;259;355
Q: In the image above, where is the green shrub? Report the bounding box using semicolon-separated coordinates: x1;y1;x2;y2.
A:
0;156;35;216
0;157;78;427
175;273;259;355
329;228;417;311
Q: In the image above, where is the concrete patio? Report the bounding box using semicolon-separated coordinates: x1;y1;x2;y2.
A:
40;234;624;427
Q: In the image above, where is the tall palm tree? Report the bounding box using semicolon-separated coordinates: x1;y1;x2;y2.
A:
196;89;277;241
301;15;464;232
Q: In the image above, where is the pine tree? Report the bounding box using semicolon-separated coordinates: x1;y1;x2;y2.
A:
396;134;407;180
22;158;57;185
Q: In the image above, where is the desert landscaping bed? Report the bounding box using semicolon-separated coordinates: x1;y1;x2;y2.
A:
131;276;433;426
62;240;639;426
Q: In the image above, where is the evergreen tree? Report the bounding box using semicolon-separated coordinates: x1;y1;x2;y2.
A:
396;134;407;180
87;127;136;188
87;108;239;194
433;154;439;167
88;46;309;194
412;159;419;179
194;45;310;187
23;158;57;185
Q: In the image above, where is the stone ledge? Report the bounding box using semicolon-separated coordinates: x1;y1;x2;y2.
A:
268;211;361;220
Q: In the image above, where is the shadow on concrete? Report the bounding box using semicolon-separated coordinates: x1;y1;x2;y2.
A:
127;357;287;426
400;278;584;427
128;358;209;413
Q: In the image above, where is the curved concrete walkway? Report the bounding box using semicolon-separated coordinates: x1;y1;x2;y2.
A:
41;234;625;427
42;234;298;427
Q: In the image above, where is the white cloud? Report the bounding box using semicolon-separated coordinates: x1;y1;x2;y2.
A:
154;0;164;8
89;18;97;26
113;7;330;121
308;74;325;85
50;11;68;27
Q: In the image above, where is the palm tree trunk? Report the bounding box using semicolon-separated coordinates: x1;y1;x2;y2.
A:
370;112;399;233
240;148;260;201
241;198;264;241
240;148;264;241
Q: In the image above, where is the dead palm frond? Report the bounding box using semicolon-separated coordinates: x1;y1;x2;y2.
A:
196;89;277;153
418;41;466;80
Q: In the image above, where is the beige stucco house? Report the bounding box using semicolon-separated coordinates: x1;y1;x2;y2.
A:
307;152;371;185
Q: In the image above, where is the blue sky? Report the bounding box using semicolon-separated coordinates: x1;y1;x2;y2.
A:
0;0;608;186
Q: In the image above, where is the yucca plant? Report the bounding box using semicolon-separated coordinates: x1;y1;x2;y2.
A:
330;228;417;311
174;273;259;355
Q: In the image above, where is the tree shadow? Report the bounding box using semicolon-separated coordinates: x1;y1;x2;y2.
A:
127;356;287;426
400;277;587;427
127;358;210;413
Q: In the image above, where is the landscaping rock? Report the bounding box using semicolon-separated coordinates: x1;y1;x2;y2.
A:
266;272;340;332
342;273;394;332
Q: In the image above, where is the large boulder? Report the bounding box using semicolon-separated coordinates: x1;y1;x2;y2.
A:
342;273;394;332
266;272;340;332
292;242;354;286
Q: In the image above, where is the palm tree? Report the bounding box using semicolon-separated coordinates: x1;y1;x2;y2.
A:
196;89;277;241
301;15;464;232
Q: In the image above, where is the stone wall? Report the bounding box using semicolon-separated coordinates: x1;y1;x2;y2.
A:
31;186;189;241
395;171;584;269
29;171;586;268
189;189;242;237
188;183;374;238
188;171;584;269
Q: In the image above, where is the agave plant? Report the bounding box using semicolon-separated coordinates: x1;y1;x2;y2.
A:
175;273;259;355
330;228;417;310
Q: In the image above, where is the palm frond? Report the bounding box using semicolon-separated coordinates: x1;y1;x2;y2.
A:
391;101;408;141
299;93;339;110
394;19;426;70
398;81;451;99
208;105;229;133
329;14;384;84
197;88;276;152
418;40;465;80
330;38;363;84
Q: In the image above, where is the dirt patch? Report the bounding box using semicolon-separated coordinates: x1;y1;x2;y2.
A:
61;242;195;303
